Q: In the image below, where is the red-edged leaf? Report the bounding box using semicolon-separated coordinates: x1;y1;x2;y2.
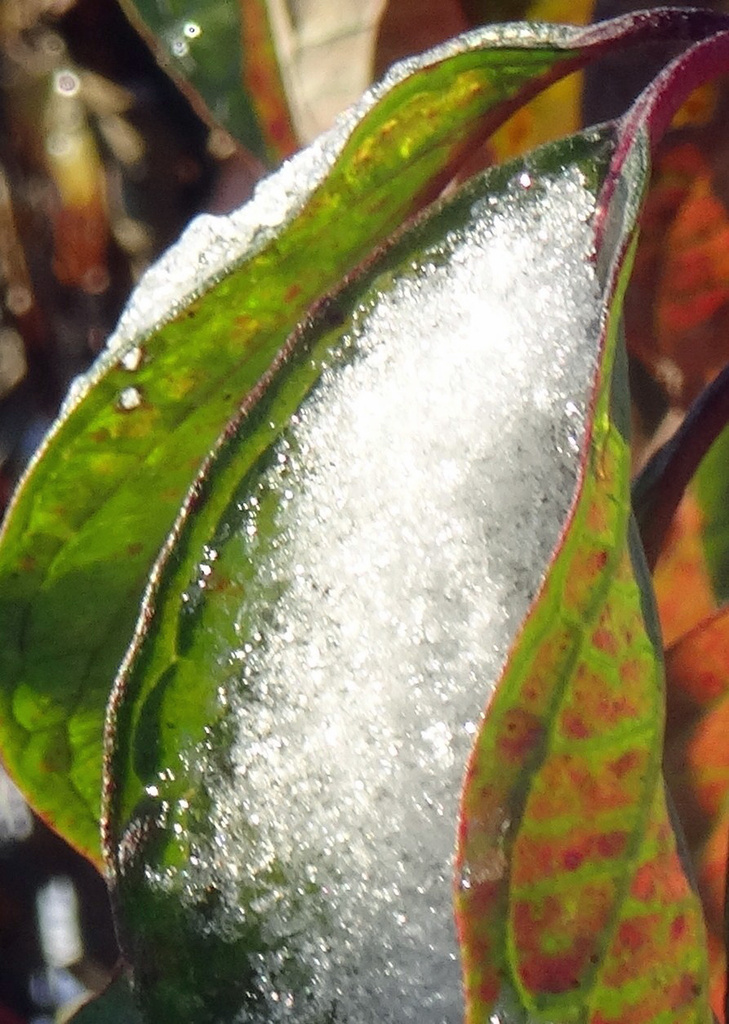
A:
644;364;729;1019
374;0;596;165
455;25;729;1023
626;127;729;407
653;491;716;647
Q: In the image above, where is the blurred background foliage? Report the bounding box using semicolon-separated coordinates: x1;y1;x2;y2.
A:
2;0;729;1021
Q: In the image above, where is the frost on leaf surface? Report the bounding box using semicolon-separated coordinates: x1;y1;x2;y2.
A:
107;149;606;1024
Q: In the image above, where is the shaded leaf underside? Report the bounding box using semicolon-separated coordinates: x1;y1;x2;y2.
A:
655;416;729;1014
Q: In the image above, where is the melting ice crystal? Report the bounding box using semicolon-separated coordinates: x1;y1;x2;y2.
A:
149;167;602;1023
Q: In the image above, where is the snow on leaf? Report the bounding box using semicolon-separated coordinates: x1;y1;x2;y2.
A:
104;130;613;1024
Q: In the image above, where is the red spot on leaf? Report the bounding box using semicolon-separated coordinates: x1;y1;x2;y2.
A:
561;712;591;740
670;972;703;1010
592;627;618;656
513;881;613;997
512;828;628;886
630;847;691;906
596;831;627;858
617;918;649;953
670;913;687;941
610;750;639;779
563;548;610;610
563;848;585;871
619;658;645;685
498;709;543;761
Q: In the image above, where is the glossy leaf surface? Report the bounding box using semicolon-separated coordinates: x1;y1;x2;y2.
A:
104;129;615;1023
374;0;595;165
458;312;709;1022
3;9;716;865
117;0;297;163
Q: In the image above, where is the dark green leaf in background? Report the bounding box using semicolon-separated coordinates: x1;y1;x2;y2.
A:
0;0;726;887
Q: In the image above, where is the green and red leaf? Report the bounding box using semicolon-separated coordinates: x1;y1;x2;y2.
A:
103;124;621;1024
456;25;729;1023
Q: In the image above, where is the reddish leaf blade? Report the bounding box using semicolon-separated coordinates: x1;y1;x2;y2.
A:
625;83;729;407
374;0;596;166
649;377;729;1021
593;782;708;1024
455;347;708;1019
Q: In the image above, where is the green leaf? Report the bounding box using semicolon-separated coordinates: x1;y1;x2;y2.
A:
117;0;297;163
0;15;648;864
103;126;617;1023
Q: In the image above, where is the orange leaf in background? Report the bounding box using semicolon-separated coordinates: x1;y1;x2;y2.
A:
653;491;715;647
661;551;729;1021
656;172;729;376
667;603;729;712
624;78;729;407
44;68;110;295
699;822;729;1001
